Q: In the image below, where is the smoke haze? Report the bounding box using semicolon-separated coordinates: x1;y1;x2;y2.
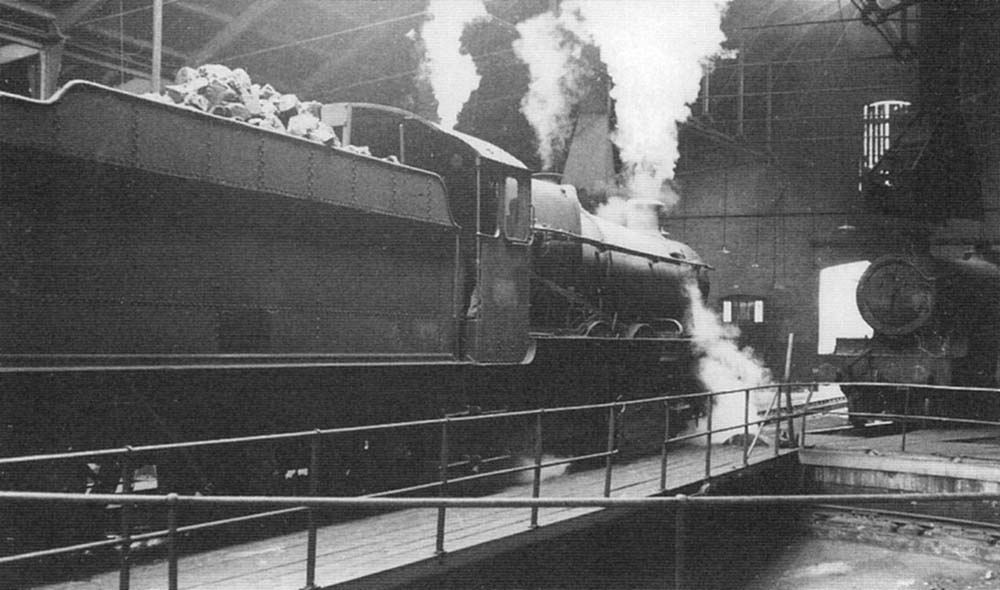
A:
421;0;488;129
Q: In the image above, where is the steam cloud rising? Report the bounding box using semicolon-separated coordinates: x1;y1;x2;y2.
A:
421;0;488;129
513;12;590;170
514;1;727;204
422;1;773;441
684;281;773;440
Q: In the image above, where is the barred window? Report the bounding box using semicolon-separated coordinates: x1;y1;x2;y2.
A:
861;100;911;172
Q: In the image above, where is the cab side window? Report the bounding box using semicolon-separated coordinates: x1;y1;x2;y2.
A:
501;177;530;243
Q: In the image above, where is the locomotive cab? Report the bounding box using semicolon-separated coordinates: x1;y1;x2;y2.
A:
321;103;534;364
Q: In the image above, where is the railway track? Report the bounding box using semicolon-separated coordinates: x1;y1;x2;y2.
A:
808;504;1000;563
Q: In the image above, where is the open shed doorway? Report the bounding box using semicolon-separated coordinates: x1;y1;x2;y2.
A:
818;261;872;354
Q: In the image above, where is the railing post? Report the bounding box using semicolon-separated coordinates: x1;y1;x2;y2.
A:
674;494;687;590
304;431;322;590
774;386;782;457
435;419;449;555
736;48;745;136
782;333;796;446
603;405;616;497
166;493;179;590
118;448;134;590
800;387;815;448
901;387;911;453
743;390;750;468
531;410;543;528
765;62;773;147
785;387;797;447
704;397;713;480
660;401;670;491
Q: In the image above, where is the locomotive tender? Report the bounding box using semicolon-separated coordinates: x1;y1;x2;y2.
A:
0;81;708;498
836;248;1000;423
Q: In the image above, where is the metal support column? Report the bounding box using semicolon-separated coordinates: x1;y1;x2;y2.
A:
674;495;687;590
660;401;670;491
531;411;543;528
435;419;450;555
737;49;745;136
603;405;616;497
303;432;322;590
166;493;179;590
118;450;134;590
152;0;163;93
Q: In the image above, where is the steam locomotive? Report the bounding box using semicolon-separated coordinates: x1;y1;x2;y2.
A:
0;81;708;506
836;248;1000;424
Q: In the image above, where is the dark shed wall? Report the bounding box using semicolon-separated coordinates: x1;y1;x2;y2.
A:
673;3;924;379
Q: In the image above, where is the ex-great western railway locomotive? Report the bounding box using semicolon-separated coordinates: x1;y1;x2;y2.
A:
836;248;1000;425
0;81;708;503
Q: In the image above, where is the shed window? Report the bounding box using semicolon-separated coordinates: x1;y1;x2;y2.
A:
722;298;764;324
861;100;911;172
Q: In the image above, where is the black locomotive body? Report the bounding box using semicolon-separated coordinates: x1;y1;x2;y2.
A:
836;249;1000;423
0;82;708;502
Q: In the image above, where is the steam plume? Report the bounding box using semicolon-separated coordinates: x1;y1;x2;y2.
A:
569;1;726;200
513;12;590;169
684;281;773;441
514;1;727;202
421;0;488;129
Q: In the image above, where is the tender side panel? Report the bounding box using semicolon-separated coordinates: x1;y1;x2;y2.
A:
0;82;454;227
0;150;459;366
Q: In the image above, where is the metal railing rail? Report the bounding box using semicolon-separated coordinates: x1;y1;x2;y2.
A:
5;489;1000;590
0;382;806;588
10;380;1000;588
823;380;1000;453
0;381;822;469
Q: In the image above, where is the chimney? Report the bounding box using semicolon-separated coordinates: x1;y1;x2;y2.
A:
561;84;615;192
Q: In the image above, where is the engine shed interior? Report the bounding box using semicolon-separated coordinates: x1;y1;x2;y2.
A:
3;3;1000;585
0;0;996;384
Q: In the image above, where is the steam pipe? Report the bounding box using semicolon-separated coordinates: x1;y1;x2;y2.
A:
533;227;712;269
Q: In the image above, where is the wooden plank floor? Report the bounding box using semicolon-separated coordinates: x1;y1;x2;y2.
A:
29;439;794;590
804;425;1000;489
807;426;1000;462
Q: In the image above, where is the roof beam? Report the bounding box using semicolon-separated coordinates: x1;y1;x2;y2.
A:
55;0;110;32
0;0;54;21
300;27;384;96
175;0;331;61
188;0;281;65
81;22;189;63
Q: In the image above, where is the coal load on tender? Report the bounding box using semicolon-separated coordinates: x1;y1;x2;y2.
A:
143;64;379;157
